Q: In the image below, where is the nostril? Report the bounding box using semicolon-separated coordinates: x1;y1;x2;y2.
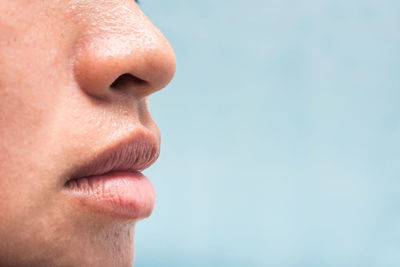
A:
110;73;147;89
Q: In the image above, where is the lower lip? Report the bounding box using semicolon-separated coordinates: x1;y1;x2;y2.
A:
63;171;155;220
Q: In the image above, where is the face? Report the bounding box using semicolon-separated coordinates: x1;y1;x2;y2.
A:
0;0;175;266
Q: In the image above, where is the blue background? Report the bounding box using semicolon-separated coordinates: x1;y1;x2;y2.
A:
135;1;400;266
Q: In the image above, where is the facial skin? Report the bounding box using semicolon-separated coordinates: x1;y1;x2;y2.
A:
0;0;175;266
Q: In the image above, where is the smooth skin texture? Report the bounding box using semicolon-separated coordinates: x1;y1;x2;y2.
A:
0;0;175;266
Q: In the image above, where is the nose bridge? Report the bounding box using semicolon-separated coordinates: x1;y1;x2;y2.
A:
72;4;176;99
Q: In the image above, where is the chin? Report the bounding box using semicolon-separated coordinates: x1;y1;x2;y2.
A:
72;225;136;267
0;221;136;267
58;221;137;267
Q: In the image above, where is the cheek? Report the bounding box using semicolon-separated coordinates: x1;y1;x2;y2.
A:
0;70;60;172
0;80;58;217
0;2;77;232
0;1;78;181
0;63;75;263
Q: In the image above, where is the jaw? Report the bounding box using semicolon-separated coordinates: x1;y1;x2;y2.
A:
0;203;137;267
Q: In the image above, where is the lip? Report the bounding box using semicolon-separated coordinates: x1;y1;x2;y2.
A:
63;130;159;220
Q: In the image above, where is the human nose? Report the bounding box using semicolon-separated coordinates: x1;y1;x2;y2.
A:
72;5;176;100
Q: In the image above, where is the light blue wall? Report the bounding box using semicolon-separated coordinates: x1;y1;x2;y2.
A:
135;1;400;266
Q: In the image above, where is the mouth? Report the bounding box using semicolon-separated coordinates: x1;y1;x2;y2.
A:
62;131;159;220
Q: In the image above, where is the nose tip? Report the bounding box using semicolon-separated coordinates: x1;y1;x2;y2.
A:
73;16;176;99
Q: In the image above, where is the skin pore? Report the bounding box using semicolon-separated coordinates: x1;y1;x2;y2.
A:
0;0;175;266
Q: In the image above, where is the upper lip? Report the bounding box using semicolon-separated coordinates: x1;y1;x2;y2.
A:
67;130;160;182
